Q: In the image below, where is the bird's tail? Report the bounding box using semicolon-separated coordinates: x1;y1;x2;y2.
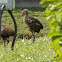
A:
41;24;43;29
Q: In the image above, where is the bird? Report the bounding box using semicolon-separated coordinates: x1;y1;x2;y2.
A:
1;24;15;48
18;9;43;43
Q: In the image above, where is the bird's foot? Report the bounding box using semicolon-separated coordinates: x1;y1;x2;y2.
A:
11;45;14;50
32;35;35;43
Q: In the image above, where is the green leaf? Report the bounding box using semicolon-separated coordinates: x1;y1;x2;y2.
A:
46;7;51;17
51;36;62;41
40;0;46;4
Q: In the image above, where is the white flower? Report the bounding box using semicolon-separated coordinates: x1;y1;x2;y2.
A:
25;57;27;60
24;43;26;44
29;40;30;43
22;39;24;42
17;59;18;61
20;54;24;57
28;57;31;59
44;55;47;57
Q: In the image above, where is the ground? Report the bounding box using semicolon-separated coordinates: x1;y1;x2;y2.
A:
0;8;55;62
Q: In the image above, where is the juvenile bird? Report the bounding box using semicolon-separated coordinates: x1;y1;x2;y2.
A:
1;24;15;48
19;9;43;43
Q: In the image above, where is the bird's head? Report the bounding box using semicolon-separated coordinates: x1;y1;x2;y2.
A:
18;9;28;19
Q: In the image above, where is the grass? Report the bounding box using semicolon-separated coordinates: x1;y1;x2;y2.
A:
0;36;55;62
0;7;55;62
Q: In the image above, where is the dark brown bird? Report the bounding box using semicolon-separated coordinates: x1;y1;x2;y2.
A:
1;24;15;48
19;9;43;42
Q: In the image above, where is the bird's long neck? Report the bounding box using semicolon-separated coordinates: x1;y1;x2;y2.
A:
24;14;28;21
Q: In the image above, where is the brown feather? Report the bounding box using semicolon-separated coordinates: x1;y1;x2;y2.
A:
25;17;43;33
19;9;43;41
1;24;15;48
1;24;15;37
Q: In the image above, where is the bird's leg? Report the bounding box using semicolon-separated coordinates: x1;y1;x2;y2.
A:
7;40;9;45
4;40;6;48
3;38;8;48
6;38;9;45
3;39;6;48
32;32;35;43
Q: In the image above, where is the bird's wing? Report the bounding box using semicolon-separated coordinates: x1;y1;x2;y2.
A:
28;17;41;24
5;25;14;35
28;17;43;29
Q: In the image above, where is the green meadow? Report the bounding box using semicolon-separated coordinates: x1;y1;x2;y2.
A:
0;8;55;62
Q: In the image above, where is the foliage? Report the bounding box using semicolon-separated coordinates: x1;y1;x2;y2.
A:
40;0;62;61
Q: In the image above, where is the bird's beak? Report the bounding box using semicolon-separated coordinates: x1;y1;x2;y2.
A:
18;14;23;19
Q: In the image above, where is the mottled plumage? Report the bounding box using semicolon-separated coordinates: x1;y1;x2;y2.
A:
1;24;15;48
19;9;43;42
25;17;43;33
